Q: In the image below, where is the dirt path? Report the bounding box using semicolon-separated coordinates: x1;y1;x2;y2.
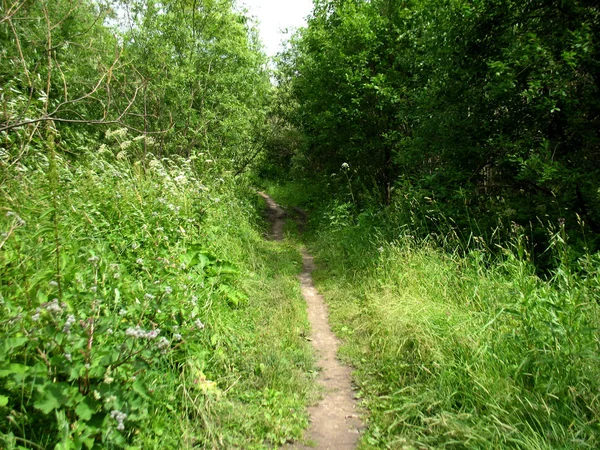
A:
258;192;363;450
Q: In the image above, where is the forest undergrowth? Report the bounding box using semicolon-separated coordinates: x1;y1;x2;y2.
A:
0;136;317;449
267;180;600;449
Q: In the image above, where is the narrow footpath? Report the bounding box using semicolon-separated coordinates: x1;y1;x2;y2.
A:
258;192;363;450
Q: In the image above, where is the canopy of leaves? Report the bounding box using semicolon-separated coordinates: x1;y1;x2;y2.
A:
279;0;600;255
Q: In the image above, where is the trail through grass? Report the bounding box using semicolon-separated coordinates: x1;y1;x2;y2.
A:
266;181;600;449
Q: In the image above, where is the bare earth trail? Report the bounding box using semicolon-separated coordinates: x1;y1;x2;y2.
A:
258;192;363;450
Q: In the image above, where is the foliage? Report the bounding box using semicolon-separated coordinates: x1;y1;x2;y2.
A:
0;1;317;448
0;135;315;448
276;0;600;256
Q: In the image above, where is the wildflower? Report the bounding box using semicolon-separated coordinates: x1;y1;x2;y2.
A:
46;298;62;314
113;273;121;279
148;159;161;169
107;328;114;334
119;309;127;316
49;280;59;288
125;326;144;338
195;320;205;330
136;258;144;265
213;197;220;203
106;128;127;138
144;293;155;300
164;286;172;295
105;395;117;403
32;312;41;322
93;390;101;400
85;363;91;370
146;329;160;339
173;333;182;341
64;353;72;361
157;337;170;353
98;144;109;154
87;255;99;264
145;136;155;146
110;410;127;431
63;315;76;333
341;162;350;170
378;246;384;253
191;296;198;306
126;326;160;339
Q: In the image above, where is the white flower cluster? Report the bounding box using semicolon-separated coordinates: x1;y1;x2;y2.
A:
63;314;76;333
174;174;188;186
106;128;127;139
110;410;127;431
125;326;160;339
157;337;170;353
31;298;65;322
148;159;162;170
46;298;62;313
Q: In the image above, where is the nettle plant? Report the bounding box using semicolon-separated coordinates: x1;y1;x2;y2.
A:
0;130;245;448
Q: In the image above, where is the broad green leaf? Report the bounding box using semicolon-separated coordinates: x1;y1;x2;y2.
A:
34;383;69;414
75;397;96;421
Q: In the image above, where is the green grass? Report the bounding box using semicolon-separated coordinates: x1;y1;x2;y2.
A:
0;136;316;449
267;181;600;449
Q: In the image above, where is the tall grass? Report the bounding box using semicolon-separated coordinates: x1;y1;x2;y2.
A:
0;133;316;449
268;181;600;449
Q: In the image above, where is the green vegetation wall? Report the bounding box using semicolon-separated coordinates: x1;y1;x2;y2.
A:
1;0;271;167
278;0;600;252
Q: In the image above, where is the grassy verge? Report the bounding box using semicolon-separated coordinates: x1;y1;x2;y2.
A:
0;136;315;449
267;181;600;449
